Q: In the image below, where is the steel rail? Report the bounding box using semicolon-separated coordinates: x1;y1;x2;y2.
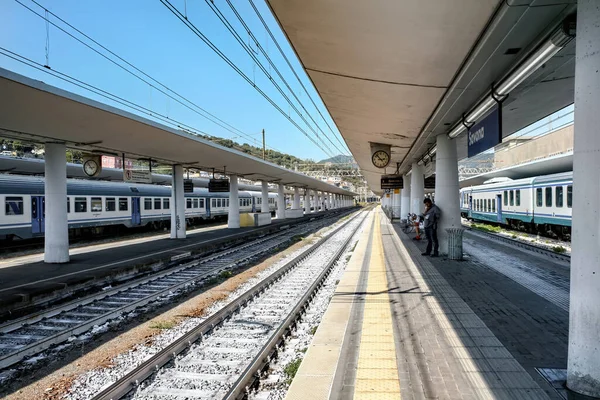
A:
0;210;353;370
91;210;365;400
463;225;570;263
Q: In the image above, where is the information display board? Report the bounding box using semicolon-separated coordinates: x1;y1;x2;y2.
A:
424;176;436;189
184;179;194;193
208;178;230;193
381;175;403;190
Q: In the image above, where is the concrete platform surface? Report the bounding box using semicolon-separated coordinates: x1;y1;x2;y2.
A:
286;208;567;400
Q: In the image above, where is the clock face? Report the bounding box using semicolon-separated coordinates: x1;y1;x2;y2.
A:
372;150;390;168
83;159;99;177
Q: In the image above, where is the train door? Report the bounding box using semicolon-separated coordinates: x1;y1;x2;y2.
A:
131;197;141;226
205;198;211;218
468;196;473;218
496;195;502;222
31;196;45;234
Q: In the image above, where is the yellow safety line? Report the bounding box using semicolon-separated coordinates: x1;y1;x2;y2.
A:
354;211;401;399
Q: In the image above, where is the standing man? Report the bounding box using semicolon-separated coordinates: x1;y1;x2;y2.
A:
421;198;441;257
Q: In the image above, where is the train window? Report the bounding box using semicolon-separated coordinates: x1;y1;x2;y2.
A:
75;197;87;213
67;197;70;214
509;191;514;206
556;187;564;208
503;191;508;206
475;199;478;211
199;199;204;208
545;187;552;207
217;199;222;208
119;198;128;211
154;198;162;210
492;200;495;212
106;198;116;212
5;196;24;216
488;199;491;212
163;198;170;209
567;185;573;208
91;197;102;212
536;189;543;207
193;198;199;208
186;198;192;209
516;190;521;206
144;198;152;210
211;199;216;208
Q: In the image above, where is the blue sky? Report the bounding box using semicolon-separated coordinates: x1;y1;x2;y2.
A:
0;0;349;162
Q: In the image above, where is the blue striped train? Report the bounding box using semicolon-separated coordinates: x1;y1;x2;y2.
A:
460;172;572;239
0;175;278;240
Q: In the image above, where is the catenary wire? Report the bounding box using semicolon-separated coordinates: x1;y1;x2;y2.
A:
16;0;280;153
160;0;335;159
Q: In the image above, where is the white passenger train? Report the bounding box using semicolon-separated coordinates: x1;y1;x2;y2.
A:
460;171;572;238
0;175;278;240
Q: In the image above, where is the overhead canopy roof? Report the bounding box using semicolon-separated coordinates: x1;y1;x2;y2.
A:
267;0;576;194
0;68;354;196
459;152;573;188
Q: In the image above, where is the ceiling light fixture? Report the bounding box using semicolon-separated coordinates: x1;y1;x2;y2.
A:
447;16;575;140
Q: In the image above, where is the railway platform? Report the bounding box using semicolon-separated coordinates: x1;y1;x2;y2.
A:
286;208;572;400
0;210;346;319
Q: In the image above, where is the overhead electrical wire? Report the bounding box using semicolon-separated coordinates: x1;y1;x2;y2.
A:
0;46;275;161
159;0;336;159
15;0;282;154
201;0;338;157
246;0;349;153
215;0;350;157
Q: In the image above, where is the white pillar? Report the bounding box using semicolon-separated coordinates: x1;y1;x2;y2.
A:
276;183;286;219
293;187;300;210
326;193;330;210
171;164;186;239
435;134;461;255
568;2;600;396
261;180;269;213
393;188;401;218
401;176;411;220
44;142;69;263
310;190;316;213
304;189;311;214
411;163;425;215
228;174;240;228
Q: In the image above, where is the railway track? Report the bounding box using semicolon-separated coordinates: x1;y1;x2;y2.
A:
88;209;367;400
0;210;354;371
464;225;571;263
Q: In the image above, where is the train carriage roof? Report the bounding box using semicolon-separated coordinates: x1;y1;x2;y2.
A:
0;174;257;198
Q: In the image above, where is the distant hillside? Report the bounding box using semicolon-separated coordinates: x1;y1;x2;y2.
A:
318;154;355;164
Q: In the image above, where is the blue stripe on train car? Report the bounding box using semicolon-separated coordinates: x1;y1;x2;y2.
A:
533;215;572;227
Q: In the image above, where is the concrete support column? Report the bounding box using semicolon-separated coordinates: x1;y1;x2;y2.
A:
568;2;600;396
326;193;330;210
411;163;425;215
435;134;461;255
228;174;240;228
293;187;300;210
393;188;401;217
171;164;186;239
276;183;286;219
311;190;317;213
401;176;411;220
304;189;311;214
261;181;269;213
44;142;69;263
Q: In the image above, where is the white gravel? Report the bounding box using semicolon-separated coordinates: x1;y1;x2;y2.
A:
63;215;355;400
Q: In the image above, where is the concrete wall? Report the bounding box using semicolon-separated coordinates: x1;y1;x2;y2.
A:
494;125;573;167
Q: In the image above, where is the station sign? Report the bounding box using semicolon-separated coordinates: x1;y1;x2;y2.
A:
208;178;230;193
467;105;502;158
123;168;152;184
183;179;194;193
424;175;436;189
381;174;403;190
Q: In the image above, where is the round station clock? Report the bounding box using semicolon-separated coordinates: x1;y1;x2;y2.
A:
83;159;100;177
372;149;390;168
